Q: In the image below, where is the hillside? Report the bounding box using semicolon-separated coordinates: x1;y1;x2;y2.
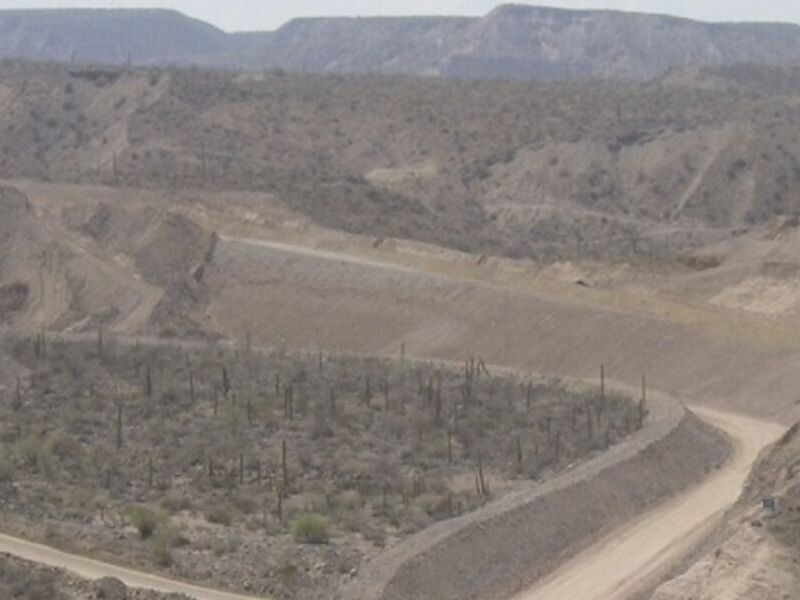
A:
262;6;800;81
0;9;257;68
4;61;800;261
1;6;800;81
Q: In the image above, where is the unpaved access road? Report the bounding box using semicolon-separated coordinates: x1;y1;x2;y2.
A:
0;531;264;600
0;405;783;600
511;406;786;600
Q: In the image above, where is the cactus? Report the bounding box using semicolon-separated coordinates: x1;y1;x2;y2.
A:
116;403;123;450
283;385;294;420
447;431;453;464
221;365;231;398
600;363;606;415
434;373;443;423
477;454;487;497
282;439;289;489
200;140;208;182
364;375;372;408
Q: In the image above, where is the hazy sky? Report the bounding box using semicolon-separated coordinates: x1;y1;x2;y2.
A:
1;1;799;32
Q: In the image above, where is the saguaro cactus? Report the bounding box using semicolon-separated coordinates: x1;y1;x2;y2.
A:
116;403;123;450
221;366;231;398
282;439;289;489
447;431;454;464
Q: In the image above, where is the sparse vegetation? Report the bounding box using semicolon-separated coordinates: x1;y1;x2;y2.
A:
0;335;640;599
128;505;165;540
291;513;330;545
1;61;799;263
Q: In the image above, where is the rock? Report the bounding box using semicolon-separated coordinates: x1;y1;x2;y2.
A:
92;577;128;600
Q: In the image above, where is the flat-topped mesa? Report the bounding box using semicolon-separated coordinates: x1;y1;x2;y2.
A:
2;6;800;79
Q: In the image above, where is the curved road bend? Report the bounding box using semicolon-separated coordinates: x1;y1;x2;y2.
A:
512;406;785;600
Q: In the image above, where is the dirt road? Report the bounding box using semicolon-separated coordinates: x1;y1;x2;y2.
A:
511;406;785;600
0;530;265;600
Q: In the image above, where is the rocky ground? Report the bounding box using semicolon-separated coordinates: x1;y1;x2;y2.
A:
0;552;189;600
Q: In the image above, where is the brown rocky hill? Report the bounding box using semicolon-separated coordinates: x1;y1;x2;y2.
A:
5;61;800;260
2;6;800;81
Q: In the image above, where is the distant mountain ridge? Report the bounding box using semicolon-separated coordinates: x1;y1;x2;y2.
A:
1;5;800;80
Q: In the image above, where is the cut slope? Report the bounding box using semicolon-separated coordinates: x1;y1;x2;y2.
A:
342;396;735;600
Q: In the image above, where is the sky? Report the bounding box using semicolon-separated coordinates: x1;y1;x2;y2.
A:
1;1;799;32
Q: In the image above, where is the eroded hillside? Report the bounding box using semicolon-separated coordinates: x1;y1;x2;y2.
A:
4;62;800;261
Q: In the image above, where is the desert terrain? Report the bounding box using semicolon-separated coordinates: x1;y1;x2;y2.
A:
0;37;799;600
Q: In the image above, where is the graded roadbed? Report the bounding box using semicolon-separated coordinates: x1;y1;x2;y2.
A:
340;389;732;600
